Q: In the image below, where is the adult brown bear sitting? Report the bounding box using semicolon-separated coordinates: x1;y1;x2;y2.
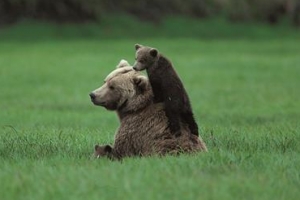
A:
89;60;207;160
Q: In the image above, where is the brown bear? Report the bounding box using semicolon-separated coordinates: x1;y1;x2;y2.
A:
133;44;199;137
89;60;207;160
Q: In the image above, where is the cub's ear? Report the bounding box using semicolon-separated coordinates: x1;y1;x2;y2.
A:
133;76;148;93
117;59;130;68
135;44;143;50
149;48;158;57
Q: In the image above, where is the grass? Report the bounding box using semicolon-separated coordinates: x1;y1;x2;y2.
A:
0;17;300;200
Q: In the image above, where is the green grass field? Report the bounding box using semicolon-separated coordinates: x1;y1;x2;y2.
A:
1;19;300;200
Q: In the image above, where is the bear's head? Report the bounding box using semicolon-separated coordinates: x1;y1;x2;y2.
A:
133;44;159;71
89;59;153;114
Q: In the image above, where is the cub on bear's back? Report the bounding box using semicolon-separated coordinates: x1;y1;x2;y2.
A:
133;44;199;138
90;59;207;160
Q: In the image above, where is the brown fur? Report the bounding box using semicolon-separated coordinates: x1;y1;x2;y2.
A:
90;60;207;160
94;145;113;159
133;44;199;137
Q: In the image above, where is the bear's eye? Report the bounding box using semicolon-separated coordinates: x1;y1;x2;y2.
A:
140;59;146;64
109;86;115;90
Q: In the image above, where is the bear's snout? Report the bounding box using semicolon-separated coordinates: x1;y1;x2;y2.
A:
132;62;140;71
133;66;142;71
89;92;107;107
89;92;96;100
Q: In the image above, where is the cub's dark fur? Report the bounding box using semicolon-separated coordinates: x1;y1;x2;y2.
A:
133;44;199;137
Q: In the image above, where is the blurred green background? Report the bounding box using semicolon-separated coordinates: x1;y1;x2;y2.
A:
1;0;300;26
0;0;300;40
1;1;300;200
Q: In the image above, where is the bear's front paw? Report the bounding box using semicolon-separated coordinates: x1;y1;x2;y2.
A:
94;144;113;158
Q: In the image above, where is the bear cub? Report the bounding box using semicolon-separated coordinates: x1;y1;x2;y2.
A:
133;44;199;137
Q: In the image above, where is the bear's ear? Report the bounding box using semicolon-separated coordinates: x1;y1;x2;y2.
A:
117;59;130;68
150;48;158;57
135;44;142;50
133;76;148;93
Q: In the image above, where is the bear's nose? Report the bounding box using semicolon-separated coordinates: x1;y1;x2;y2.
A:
89;93;96;100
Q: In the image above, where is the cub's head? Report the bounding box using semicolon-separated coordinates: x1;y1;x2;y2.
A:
133;44;159;71
89;59;153;113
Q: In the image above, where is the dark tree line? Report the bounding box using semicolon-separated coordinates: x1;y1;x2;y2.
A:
0;0;299;26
